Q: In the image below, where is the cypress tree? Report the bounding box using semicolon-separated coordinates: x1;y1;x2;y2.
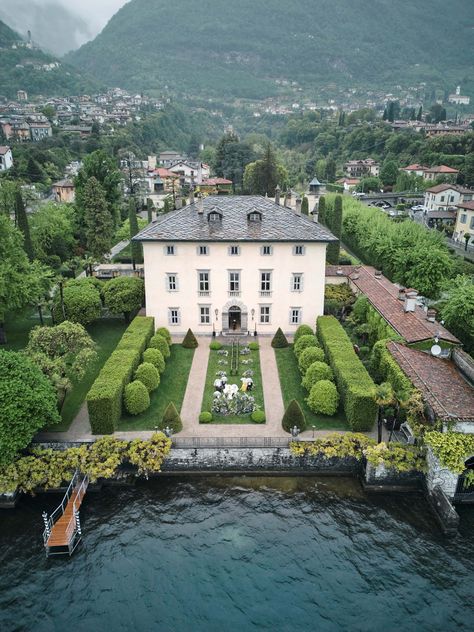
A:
301;196;309;216
318;196;326;225
83;177;113;261
146;198;153;223
15;188;34;260
182;328;198;348
271;327;289;348
416;106;423;121
282;399;306;433
162;401;183;433
128;198;143;266
326;195;342;265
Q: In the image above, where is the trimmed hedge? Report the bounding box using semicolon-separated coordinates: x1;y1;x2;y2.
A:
251;410;266;423
272;328;289;348
182;328;198;348
149;333;170;358
302;361;334;391
135;362;160;392
143;347;166;374
86;316;154;434
282;399;306;433
370;339;413;400
199;411;213;423
162;401;183;433
248;342;260;350
124;380;150;415
294;334;319;358
316;315;377;431
294;324;314;342
209;341;222;350
306;380;339;416
298;347;325;374
156;327;172;344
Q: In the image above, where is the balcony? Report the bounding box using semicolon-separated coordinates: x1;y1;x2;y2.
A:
198;290;211;297
228;290;241;297
259;290;272;297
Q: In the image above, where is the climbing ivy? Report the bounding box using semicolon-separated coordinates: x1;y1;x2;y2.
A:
290;432;374;460
364;442;425;472
424;431;474;482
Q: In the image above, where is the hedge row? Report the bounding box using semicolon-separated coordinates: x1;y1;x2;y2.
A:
370;339;413;400
316;315;377;431
87;316;155;433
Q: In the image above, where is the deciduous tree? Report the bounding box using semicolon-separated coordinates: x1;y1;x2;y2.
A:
103;276;144;322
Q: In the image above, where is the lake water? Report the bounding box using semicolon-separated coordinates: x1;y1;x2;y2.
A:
1;476;473;632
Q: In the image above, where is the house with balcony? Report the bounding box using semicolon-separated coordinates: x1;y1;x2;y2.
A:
344;159;379;178
134;195;336;335
423;184;473;212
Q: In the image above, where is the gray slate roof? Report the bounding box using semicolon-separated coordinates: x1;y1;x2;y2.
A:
134;196;337;243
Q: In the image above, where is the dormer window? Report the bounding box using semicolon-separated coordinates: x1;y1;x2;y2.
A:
207;207;223;222
248;211;263;222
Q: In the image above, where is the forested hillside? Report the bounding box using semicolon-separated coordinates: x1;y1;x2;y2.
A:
68;0;474;99
0;20;101;99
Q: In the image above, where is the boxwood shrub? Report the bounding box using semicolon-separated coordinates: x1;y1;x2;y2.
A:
199;411;213;423
316;315;377;431
135;362;160;392
294;334;319;358
251;410;266;423
209;341;222;350
302;361;334;391
306;380;339;416
248;342;259;350
124;380;150;415
298;346;325;374
143;347;166;374
86;316;154;433
293;324;314;342
149;333;170;358
156;327;172;344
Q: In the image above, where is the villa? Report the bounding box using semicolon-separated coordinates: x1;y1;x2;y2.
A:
134;195;336;336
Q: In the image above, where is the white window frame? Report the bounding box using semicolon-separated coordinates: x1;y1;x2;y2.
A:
259;305;271;324
291;273;303;292
460;214;467;224
229;270;240;292
168;307;180;326
260;270;272;292
198;270;210;293
199;305;211;325
470;217;474;230
228;245;240;256
166;273;178;292
261;245;273;256
293;245;305;256
198;245;209;256
289;307;302;325
165;244;176;256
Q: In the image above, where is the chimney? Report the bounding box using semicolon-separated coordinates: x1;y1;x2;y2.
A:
295;197;302;216
197;193;204;215
284;190;292;208
275;185;281;206
175;197;182;209
189;188;195;206
398;287;406;301
404;289;418;313
374;269;382;279
426;308;436;322
312;209;319;223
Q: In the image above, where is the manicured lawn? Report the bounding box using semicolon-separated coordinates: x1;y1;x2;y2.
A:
201;345;265;424
274;346;349;431
116;345;195;431
50;319;129;431
4;307;52;351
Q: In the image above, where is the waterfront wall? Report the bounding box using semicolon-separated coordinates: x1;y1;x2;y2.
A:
425;447;458;499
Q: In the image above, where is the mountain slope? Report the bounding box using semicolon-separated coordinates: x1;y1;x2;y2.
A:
0;20;101;99
67;0;474;99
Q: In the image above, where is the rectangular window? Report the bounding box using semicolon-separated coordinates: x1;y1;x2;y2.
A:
293;245;305;256
470;217;474;230
460;214;467;224
290;308;301;325
261;245;273;256
165;244;175;256
198;271;210;292
450;196;455;203
229;245;240;256
199;306;210;324
166;273;178;291
198;245;208;255
229;271;240;292
260;305;271;324
440;196;445;202
260;271;272;292
292;273;303;292
168;308;180;326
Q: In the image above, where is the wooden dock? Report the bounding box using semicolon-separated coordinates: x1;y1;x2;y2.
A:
42;470;89;557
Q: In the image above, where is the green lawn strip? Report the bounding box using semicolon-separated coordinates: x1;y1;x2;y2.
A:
49;319;129;431
201;345;264;424
116;345;195;431
4;307;52;351
274;346;349;431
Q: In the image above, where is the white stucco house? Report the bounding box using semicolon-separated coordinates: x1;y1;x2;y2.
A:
134;195;336;335
0;146;13;171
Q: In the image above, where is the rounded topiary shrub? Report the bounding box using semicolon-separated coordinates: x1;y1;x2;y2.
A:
199;411;213;423
135;362;160;392
251;410;266;424
298;346;325;374
182;328;198;348
271;327;289;348
282;399;306;433
162;401;183;432
209;341;222;350
302;361;334;391
248;342;259;351
294;324;313;342
149;333;170;358
143;347;166;374
124;380;150;415
294;334;319;358
306;380;339;416
156;327;172;344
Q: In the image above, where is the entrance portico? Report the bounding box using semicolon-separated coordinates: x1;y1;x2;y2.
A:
222;299;248;334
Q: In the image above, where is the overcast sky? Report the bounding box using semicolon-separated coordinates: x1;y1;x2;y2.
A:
54;0;129;35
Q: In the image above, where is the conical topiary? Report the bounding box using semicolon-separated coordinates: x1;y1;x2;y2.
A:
161;401;183;433
271;327;289;348
182;328;198;348
282;399;306;433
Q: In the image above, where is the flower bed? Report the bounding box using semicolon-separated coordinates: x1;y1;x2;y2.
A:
201;345;265;424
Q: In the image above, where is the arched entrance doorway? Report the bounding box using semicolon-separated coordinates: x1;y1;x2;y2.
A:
221;300;248;334
228;306;241;331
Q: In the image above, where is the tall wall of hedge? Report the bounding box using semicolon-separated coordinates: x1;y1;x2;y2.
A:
316;315;377;431
87;316;155;434
370;339;413;400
